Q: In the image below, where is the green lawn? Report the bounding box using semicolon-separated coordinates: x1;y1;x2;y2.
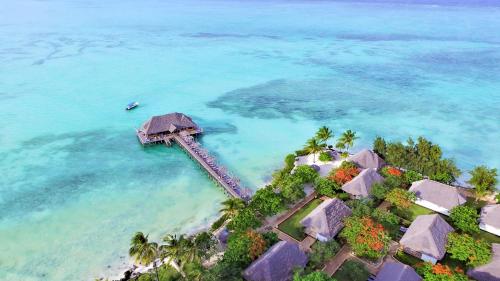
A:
391;203;434;221
332;259;371;281
474;230;500;244
278;198;322;240
394;250;421;267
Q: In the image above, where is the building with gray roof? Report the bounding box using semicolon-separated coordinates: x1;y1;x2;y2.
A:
342;168;384;198
399;214;454;264
140;112;198;135
480;204;500;237
409;179;467;216
300;198;352;242
375;261;422;281
467;243;500;281
348;149;386;170
242;241;308;281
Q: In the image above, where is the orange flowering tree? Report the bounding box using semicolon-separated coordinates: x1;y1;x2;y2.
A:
340;216;390;259
329;161;360;185
415;262;468;281
246;230;267;260
385;188;416;209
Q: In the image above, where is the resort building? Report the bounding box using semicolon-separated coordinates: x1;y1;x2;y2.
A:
409;179;467;216
479;204;500;236
300;198;352;242
242;241;308;281
341;168;384;198
467;243;500;281
136;112;202;145
374;261;422;281
399;214;454;264
347;149;386;170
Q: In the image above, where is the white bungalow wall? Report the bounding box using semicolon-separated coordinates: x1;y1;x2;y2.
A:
414;199;450;216
421;254;438;265
479;223;500;237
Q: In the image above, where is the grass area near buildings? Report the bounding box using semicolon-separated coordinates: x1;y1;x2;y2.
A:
278;198;322;241
474;230;500;244
394;250;421;267
391;203;434;221
332;259;371;281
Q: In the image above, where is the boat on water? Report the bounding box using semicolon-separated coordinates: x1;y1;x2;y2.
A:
126;102;139;110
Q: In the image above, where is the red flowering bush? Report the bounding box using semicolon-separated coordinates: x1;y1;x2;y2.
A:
340;217;390;259
329;161;360;185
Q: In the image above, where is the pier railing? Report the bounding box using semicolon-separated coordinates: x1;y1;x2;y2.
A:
173;133;251;201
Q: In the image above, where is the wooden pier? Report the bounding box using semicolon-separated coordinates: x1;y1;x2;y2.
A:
136;113;250;201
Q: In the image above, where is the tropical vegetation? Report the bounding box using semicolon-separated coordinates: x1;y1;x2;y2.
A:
449;205;480;234
340;216;390;259
468;165;498;197
415;263;468;281
373;136;461;184
446;233;492;267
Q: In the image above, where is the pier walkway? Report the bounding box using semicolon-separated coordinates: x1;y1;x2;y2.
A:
173;133;250;201
136;113;250;201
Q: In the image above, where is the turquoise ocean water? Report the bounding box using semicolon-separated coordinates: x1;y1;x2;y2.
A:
1;0;499;280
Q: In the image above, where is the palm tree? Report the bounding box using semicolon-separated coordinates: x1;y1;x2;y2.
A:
161;234;186;277
316;126;333;145
220;198;245;219
304;137;326;163
129;232;160;281
336;130;358;154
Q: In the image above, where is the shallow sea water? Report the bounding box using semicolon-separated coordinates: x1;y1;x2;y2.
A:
0;0;499;280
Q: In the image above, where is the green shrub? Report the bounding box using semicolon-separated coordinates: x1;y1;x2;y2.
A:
347;199;375;218
447;233;492;267
249;186;285;216
280;174;306;203
262;231;279;247
372;208;400;225
339;161;358;170
210;214;228;231
319;151;333;162
403;170;423;184
294;271;335;281
227;209;261;233
497;193;500;203
309;240;340;269
449;205;480;234
314;177;339;197
370;183;389;200
294;165;319;183
336;192;350;201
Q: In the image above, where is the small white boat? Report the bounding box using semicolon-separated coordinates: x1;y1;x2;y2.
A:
126;101;139;110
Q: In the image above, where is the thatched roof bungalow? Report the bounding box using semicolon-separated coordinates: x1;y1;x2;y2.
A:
374;261;422;281
348;149;386;170
341;168;384;198
409;179;466;216
479;204;500;237
399;214;454;264
242;241;307;281
467;243;500;281
140;112;198;136
300;198;352;242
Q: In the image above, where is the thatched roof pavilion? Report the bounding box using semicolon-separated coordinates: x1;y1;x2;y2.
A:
242;241;307;281
348;149;386;170
300;198;352;241
140;112;198;135
136;112;202;145
341;168;384;198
